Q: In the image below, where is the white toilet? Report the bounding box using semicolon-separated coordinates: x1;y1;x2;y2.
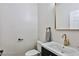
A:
25;49;40;56
25;41;43;56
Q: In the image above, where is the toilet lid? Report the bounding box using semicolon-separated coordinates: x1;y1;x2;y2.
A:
25;49;40;56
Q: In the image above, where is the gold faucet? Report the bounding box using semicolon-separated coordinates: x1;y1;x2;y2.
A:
62;34;70;46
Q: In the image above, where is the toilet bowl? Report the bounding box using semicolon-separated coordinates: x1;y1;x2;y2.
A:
25;49;40;56
25;40;43;56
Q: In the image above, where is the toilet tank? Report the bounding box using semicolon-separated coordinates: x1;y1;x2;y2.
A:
37;41;43;52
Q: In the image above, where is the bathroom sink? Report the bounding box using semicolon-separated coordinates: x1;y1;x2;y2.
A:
42;41;79;56
61;47;79;55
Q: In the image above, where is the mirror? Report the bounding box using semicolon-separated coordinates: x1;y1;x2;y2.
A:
55;3;79;30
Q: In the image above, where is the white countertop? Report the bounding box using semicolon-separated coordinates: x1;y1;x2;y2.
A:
41;41;79;56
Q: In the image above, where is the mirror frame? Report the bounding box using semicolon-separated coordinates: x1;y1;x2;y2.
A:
55;3;79;31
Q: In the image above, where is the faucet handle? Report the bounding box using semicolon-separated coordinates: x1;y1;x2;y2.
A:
62;34;67;38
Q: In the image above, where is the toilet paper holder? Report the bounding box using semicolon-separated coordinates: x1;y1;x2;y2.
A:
18;38;23;41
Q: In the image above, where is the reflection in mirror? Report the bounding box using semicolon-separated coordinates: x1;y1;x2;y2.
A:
55;3;79;30
70;10;79;29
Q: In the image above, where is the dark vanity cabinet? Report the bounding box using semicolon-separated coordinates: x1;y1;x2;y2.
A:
0;50;3;56
41;47;57;56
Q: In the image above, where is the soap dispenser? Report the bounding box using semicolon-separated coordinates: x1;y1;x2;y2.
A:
62;34;70;46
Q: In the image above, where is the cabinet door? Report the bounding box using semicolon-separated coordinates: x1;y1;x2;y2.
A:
41;47;57;56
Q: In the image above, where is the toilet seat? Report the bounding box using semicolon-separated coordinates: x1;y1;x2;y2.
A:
25;49;40;56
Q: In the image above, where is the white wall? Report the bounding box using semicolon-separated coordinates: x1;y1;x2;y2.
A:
0;3;38;56
38;3;79;49
38;3;54;42
0;15;1;47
